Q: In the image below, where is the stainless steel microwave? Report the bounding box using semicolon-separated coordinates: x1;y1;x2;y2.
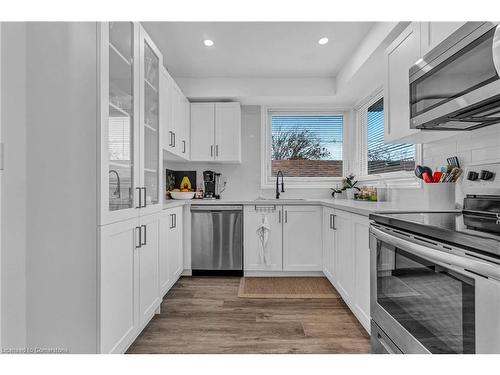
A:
409;22;500;130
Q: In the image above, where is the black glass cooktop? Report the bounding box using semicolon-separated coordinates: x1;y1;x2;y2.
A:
370;210;500;259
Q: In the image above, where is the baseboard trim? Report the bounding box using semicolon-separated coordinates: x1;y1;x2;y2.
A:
243;271;324;277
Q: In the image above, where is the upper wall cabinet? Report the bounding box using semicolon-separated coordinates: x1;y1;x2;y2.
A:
160;68;190;160
384;22;462;144
420;22;466;56
190;102;241;163
139;28;163;216
100;22;163;225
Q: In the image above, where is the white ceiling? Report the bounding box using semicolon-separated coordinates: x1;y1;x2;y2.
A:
143;22;374;78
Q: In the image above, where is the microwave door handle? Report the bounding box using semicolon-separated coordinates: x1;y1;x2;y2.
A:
492;25;500;75
370;226;500;280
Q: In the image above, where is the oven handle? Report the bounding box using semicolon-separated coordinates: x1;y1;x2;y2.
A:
370;226;500;281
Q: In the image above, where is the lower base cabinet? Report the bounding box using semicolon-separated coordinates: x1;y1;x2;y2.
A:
138;214;161;327
322;207;335;281
351;214;371;328
322;207;371;333
243;205;322;273
283;206;322;271
99;212;161;353
159;206;184;296
99;217;139;354
244;205;283;271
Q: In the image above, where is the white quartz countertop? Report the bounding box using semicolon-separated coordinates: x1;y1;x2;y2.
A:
163;198;434;217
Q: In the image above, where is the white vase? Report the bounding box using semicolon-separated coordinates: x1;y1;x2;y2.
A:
346;189;355;200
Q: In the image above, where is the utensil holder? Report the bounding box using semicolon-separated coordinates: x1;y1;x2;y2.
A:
422;183;456;210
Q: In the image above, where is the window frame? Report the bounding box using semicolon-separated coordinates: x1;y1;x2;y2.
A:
261;106;350;189
354;90;422;188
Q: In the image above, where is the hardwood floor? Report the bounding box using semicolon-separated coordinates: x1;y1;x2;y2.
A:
127;277;370;354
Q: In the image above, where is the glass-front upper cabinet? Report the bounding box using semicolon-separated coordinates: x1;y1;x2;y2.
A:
139;29;163;213
100;22;140;225
100;23;163;224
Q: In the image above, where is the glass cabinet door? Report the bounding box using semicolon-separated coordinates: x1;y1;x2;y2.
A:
107;22;136;213
141;37;161;208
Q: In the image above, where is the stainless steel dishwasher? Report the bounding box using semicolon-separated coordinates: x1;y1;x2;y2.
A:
191;205;243;276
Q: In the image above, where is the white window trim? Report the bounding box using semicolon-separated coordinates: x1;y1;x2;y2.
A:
260;106;350;189
353;90;422;189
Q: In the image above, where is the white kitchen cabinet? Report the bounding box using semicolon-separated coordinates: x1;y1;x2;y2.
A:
99;211;163;353
138;213;161;327
283;206;322;272
384;22;460;144
384;22;422;144
190;103;215;161
159;206;184;296
139;28;163;215
167;206;184;284
214;103;241;162
100;22;163;225
99;217;139;354
244;205;283;272
160;67;190;160
351;214;371;331
421;22;465;55
99;212;162;353
190;102;241;163
322;207;335;283
322;209;370;333
179;95;191;158
160;67;174;153
159;211;172;295
333;209;355;300
100;22;141;225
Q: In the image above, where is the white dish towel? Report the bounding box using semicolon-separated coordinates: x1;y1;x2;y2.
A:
256;215;271;265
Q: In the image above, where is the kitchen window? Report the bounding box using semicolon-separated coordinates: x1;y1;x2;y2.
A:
355;93;419;186
262;108;346;188
367;98;415;175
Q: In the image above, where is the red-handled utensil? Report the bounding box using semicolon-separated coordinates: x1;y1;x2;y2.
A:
433;171;442;182
422;172;433;183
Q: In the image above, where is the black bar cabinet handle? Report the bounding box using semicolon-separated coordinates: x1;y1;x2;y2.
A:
141;225;146;246
136;187;142;208
135;226;142;248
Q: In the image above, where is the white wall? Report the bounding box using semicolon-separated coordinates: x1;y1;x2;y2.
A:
1;22;27;349
25;22;98;353
2;22;100;353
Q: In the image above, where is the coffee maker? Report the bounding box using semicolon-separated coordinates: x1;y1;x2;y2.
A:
203;170;221;199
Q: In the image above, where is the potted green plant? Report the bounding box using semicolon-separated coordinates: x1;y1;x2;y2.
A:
331;173;360;200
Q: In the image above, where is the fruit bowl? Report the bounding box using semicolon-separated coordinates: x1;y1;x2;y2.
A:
170;191;195;200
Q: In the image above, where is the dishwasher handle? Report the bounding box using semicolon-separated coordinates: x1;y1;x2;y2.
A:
191;205;243;212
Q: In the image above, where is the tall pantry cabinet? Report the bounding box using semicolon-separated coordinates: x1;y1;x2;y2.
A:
98;22;163;353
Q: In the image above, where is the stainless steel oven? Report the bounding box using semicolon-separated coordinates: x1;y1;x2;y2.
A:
370;224;500;354
409;22;500;130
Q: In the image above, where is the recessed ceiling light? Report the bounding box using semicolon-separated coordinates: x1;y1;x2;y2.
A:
203;39;214;47
318;37;329;45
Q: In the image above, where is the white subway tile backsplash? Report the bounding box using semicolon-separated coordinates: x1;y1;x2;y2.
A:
424;125;500;169
471;146;500;163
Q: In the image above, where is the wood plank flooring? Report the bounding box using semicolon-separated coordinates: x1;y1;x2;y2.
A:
126;277;370;354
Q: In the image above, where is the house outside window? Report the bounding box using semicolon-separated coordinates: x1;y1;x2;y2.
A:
262;108;347;188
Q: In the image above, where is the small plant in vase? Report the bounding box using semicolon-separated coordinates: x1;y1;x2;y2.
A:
331;173;360;199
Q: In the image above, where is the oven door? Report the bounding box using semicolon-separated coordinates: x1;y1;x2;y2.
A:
370;225;500;354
